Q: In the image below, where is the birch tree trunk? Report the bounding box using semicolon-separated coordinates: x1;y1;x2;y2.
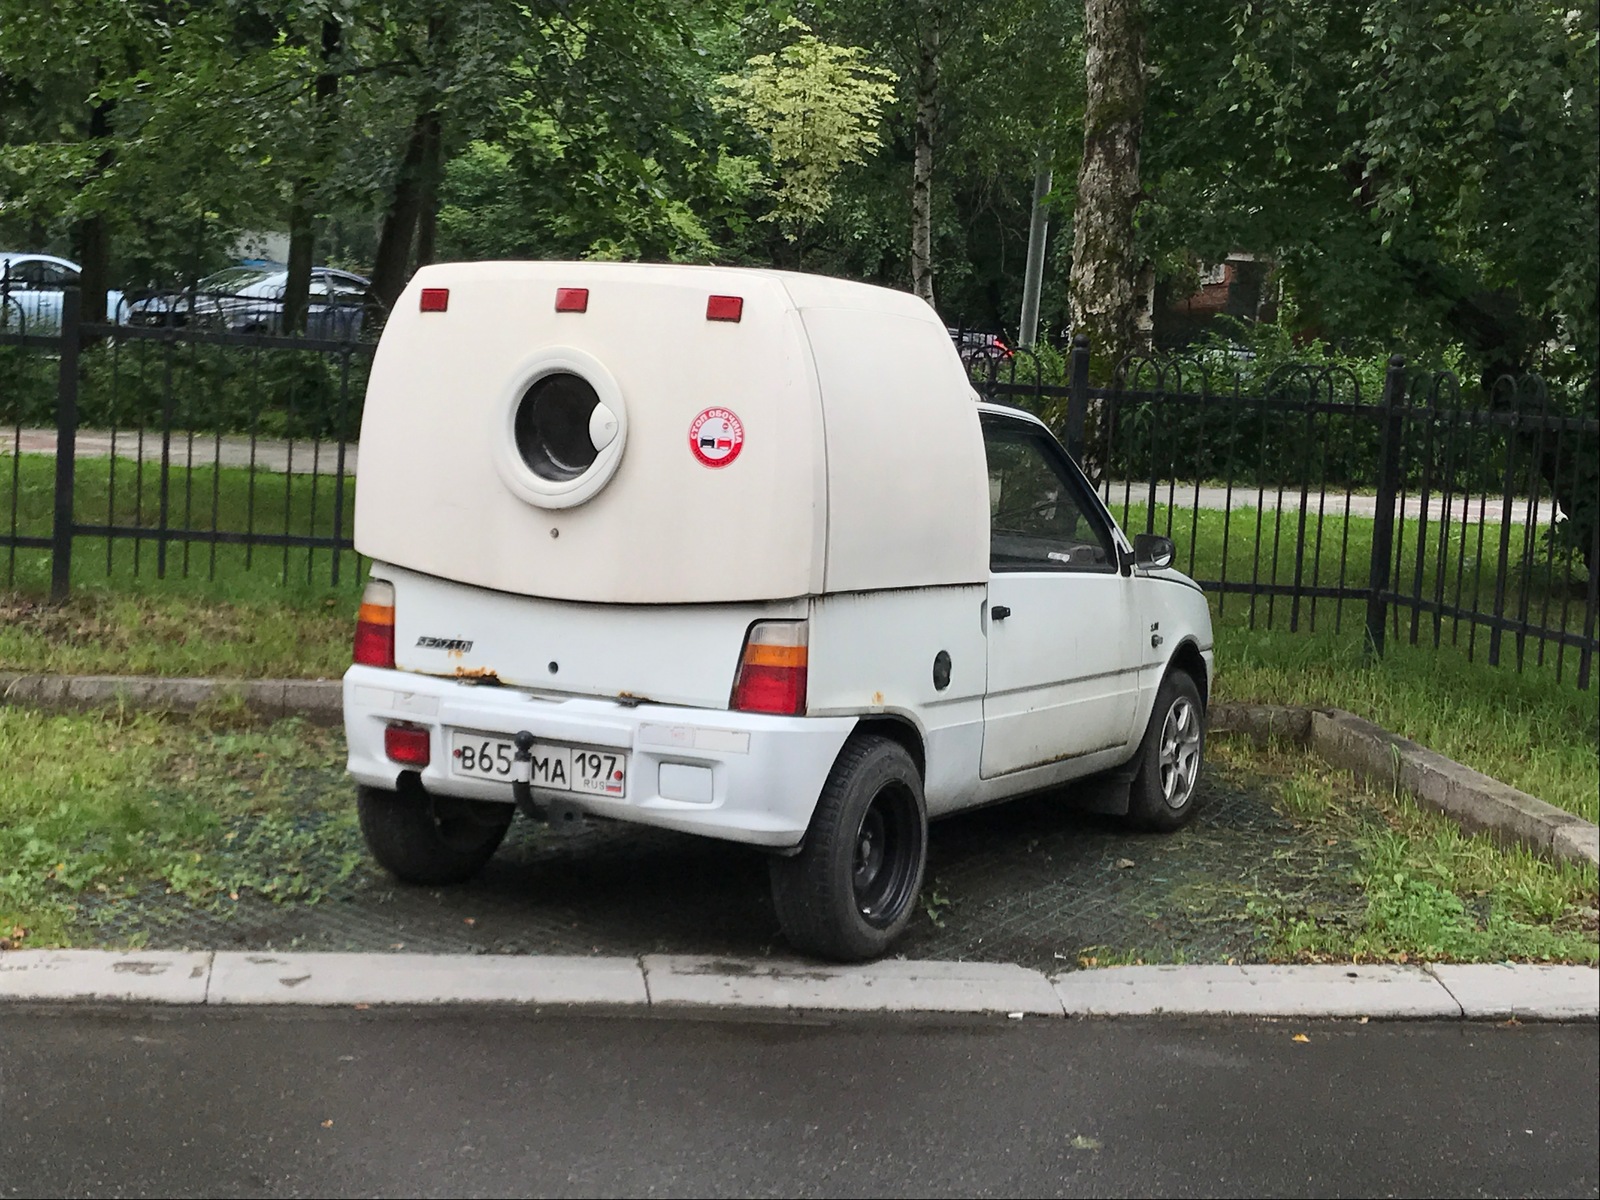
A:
1069;0;1147;373
910;0;940;309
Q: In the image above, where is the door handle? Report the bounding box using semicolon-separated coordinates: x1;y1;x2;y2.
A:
990;605;1011;621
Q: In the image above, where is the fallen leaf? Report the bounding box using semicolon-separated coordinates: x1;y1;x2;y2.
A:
1115;858;1136;869
353;1003;370;1011
321;1119;334;1128
463;918;476;927
1292;1033;1310;1043
1070;1135;1102;1151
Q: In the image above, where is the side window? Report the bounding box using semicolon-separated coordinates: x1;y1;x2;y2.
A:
4;260;70;289
982;418;1118;572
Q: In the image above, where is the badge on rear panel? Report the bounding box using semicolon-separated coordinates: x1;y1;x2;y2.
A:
688;407;745;468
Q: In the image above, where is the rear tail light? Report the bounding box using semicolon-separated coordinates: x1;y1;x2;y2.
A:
384;723;431;767
353;579;396;668
555;287;589;312
419;287;449;312
706;294;743;322
730;621;808;715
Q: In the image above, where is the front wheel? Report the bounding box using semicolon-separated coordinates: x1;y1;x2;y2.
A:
357;778;513;885
1125;671;1206;832
769;735;928;962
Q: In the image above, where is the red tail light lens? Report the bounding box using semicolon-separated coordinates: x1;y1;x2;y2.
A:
730;621;808;715
353;579;396;668
384;723;431;767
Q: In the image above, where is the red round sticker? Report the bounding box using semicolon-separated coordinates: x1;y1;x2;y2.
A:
688;407;745;468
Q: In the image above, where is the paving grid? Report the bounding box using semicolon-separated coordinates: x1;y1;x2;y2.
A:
76;758;1367;971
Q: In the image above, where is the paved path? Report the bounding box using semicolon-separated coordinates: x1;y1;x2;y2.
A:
2;430;1560;523
4;428;359;476
3;1009;1595;1197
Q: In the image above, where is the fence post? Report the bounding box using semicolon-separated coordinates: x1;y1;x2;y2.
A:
49;287;81;602
1066;333;1090;463
1364;354;1406;656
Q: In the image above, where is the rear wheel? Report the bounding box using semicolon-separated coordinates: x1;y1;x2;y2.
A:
357;778;513;885
769;735;928;962
1125;671;1206;832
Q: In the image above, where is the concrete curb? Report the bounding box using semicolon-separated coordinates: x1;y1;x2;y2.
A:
0;672;342;725
1;951;1594;1020
1209;702;1600;870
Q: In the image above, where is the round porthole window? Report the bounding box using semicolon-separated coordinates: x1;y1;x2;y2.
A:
490;347;626;509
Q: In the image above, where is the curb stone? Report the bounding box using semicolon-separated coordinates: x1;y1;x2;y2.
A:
0;672;342;725
1;951;1594;1020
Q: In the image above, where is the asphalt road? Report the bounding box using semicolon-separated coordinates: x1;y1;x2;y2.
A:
2;1009;1595;1198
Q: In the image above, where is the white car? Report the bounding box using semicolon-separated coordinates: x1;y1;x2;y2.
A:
0;253;125;332
344;261;1214;961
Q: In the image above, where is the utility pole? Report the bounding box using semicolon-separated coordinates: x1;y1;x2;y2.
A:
1018;159;1053;348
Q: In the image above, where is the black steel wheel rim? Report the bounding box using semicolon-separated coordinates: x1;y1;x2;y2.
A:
851;781;921;928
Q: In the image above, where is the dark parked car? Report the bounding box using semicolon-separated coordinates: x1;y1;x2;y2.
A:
126;264;373;339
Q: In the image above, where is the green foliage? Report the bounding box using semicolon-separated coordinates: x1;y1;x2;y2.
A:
716;20;899;236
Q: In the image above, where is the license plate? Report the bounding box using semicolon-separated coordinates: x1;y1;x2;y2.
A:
449;731;627;798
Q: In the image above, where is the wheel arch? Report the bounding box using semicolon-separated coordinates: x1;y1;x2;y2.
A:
1167;638;1210;710
848;714;927;781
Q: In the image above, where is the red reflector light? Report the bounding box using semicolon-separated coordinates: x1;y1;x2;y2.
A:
384;723;431;767
706;295;743;322
555;287;589;313
419;287;449;312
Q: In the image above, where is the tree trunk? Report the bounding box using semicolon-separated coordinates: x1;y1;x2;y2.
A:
369;107;441;314
1069;0;1147;375
75;98;115;326
414;111;444;269
910;0;940;309
283;20;342;335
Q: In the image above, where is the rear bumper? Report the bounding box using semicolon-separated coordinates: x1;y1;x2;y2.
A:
343;665;856;848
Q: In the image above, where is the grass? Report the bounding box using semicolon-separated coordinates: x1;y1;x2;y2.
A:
1214;623;1598;823
0;706;356;948
0;591;352;679
1212;739;1598;964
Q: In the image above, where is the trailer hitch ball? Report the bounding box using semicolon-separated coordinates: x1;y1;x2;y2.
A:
510;730;545;822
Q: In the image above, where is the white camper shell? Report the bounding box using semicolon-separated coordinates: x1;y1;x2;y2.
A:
345;261;1215;961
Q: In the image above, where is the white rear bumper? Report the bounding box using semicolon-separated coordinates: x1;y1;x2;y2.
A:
343;665;856;848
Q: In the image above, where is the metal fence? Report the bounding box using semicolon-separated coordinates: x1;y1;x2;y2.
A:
974;337;1599;689
1;288;372;597
3;295;1596;689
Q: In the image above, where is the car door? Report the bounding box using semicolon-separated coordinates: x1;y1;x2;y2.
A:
979;414;1141;778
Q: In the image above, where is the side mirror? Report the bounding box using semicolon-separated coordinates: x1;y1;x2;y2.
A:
1133;533;1175;571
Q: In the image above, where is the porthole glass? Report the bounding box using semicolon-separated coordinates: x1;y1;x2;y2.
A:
514;372;602;481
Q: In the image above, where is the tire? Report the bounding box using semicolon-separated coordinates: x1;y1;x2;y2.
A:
1125;670;1206;832
357;778;513;885
769;735;928;962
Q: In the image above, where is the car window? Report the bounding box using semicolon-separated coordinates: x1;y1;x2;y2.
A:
981;417;1117;573
4;259;74;289
201;267;278;292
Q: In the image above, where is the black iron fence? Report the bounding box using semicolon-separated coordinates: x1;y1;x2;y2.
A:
974;337;1599;689
2;295;1596;689
1;288;372;597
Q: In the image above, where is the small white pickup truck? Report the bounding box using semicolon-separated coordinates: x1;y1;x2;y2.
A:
344;261;1214;961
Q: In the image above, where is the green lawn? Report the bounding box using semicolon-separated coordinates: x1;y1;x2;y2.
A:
0;708;356;947
1212;739;1597;965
